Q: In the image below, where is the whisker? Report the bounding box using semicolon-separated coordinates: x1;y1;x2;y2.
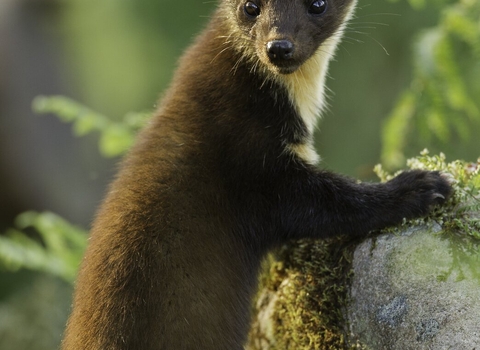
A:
354;12;401;19
346;30;390;55
348;30;375;35
365;34;390;55
337;43;353;56
342;36;365;44
211;45;233;64
348;25;380;30
349;21;390;27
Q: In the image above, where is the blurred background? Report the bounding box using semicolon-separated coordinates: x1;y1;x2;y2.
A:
0;0;478;348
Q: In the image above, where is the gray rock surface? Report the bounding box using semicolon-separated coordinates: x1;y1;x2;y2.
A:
347;224;480;349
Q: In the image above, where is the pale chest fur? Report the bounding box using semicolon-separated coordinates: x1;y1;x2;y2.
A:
278;2;357;165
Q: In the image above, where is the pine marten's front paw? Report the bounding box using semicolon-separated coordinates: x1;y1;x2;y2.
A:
386;170;453;219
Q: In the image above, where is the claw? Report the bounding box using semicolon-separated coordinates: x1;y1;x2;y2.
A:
432;193;445;200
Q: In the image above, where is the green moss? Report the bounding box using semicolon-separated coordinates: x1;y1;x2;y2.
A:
247;237;364;350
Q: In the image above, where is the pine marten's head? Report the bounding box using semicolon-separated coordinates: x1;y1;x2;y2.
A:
223;0;357;75
219;0;357;147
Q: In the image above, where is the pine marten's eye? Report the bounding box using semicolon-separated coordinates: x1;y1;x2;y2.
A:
308;0;327;16
244;2;260;18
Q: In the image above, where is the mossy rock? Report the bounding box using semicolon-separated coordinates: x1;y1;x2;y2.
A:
247;153;480;349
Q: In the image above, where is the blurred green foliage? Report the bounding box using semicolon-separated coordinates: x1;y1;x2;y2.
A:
33;96;150;158
0;212;86;283
0;95;151;283
382;0;480;169
59;0;215;118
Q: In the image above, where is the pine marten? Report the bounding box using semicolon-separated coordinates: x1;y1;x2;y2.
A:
62;0;452;349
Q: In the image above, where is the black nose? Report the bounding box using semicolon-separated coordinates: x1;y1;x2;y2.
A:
266;40;294;61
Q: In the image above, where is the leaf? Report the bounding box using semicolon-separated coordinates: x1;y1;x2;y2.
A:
99;125;135;157
0;212;87;283
33;95;150;157
444;7;480;55
73;111;109;136
32;96;81;122
414;28;443;78
0;229;48;272
124;111;151;130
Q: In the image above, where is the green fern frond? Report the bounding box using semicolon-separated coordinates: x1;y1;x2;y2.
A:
32;95;151;157
0;212;87;283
